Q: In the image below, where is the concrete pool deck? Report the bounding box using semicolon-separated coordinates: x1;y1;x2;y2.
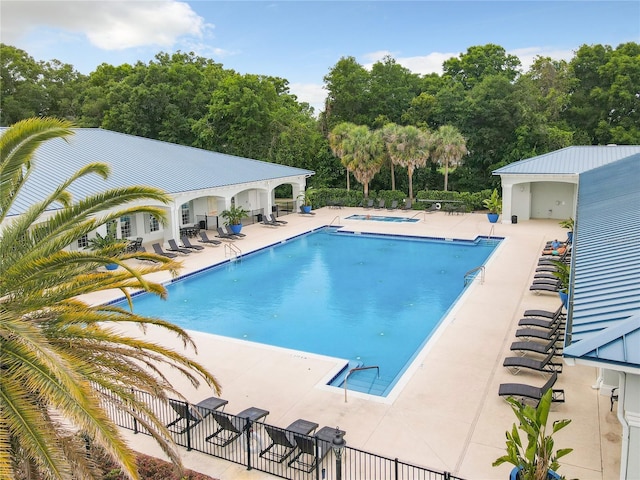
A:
84;207;622;480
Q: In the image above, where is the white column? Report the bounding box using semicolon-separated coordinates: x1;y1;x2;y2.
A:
501;183;513;224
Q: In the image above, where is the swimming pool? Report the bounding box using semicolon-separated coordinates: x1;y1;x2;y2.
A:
114;230;499;396
346;214;419;223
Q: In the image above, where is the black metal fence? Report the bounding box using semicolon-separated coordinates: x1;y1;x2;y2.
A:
102;389;464;480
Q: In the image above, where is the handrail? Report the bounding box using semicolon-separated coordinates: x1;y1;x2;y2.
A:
329;215;341;226
464;265;485;286
488;224;495;239
224;243;241;261
344;365;380;402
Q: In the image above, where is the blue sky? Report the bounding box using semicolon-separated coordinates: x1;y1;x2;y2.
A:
2;1;639;113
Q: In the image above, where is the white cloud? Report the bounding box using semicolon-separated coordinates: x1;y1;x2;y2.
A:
361;50;455;75
508;47;576;71
1;0;207;50
289;82;328;114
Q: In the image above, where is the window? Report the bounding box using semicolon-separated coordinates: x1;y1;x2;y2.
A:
77;234;88;249
181;203;191;225
120;216;132;238
149;215;159;232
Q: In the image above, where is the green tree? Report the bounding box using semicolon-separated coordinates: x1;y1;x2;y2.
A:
322;56;371;130
343;125;385;198
443;44;522;90
328;122;358;190
432;125;468;191
0;118;220;480
385;125;431;201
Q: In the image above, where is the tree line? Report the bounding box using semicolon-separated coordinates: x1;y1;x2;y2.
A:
2;42;639;193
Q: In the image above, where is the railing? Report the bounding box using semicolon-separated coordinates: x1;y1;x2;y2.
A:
330;215;341;226
224;243;241;261
488;224;495;239
100;388;465;480
464;266;485;286
344;365;380;403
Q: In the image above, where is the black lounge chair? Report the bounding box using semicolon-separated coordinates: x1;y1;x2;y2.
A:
364;199;374;209
515;321;563;342
206;407;269;447
261;216;280;227
387;200;398;210
518;305;565;329
224;225;246;237
289;426;346;473
523;305;564;318
268;213;287;225
181;235;205;250
402;199;412;210
167;239;191;255
510;330;563;357
198;231;222;245
374;199;385;209
529;280;561;293
216;227;237;240
498;371;565;405
259;419;318;463
152;243;178;258
166;396;228;434
503;348;563;375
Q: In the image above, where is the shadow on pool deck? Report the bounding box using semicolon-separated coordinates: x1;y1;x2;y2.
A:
85;208;621;480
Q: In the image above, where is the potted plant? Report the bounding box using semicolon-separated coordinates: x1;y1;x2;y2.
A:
298;189;313;214
493;389;572;480
559;218;574;243
87;231;127;270
221;205;249;234
551;260;570;309
483;188;502;223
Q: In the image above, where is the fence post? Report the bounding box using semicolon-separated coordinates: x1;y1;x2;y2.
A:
245;418;252;470
131;388;139;434
394;458;399;480
185;402;192;451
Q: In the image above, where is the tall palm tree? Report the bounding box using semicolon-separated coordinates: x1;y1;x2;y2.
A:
381;123;401;191
0;118;220;480
433;125;468;191
343;125;385;198
328;122;358;191
385;125;431;202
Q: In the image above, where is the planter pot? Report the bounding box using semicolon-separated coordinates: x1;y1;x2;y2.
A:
487;213;499;223
510;466;561;480
302;205;312;214
229;223;243;234
559;291;569;309
105;263;118;271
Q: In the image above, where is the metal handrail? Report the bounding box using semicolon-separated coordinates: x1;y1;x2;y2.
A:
464;265;485;286
344;365;380;402
329;215;341;226
224;243;241;261
488;224;495;239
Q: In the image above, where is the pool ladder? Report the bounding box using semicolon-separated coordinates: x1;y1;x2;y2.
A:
224;243;241;261
344;365;380;402
329;215;341;226
464;265;485;286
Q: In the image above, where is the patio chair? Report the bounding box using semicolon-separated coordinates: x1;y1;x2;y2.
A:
374;199;385;209
514;321;563;342
268;213;288;225
166;396;228;434
289;426;345;473
152;243;178;259
402;199;412;210
224;224;246;237
261;216;280;227
503;348;563;375
167;239;191;255
522;304;564;319
387;200;398;210
206;407;269;447
181;235;205;250
364;199;375;209
529;280;561;293
518;306;565;329
498;371;565;405
198;231;222;245
215;227;237;240
126;237;143;253
510;330;563;357
260;419;318;463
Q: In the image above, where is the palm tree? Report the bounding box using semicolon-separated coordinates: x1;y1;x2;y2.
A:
328;122;357;191
381;123;401;191
385;125;431;202
432;125;468;191
343;125;385;198
0;118;220;480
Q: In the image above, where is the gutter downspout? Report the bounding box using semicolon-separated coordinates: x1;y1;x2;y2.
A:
617;372;629;480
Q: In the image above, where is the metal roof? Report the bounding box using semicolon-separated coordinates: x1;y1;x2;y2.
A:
493;145;640;175
2;128;314;217
563;153;640;370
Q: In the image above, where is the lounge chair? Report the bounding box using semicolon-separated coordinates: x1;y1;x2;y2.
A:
206;407;269;447
289;426;346;473
503;348;563;375
364;199;374;209
268;213;287;225
261;216;280;227
529;280;561;293
518;305;565;329
216;227;237;239
259;419;318;463
374;199;385;209
522;304;564;319
387;200;398;210
152;243;178;258
126;237;143;253
498;371;565;405
166;396;228;434
515;321;563;342
510;330;563;357
181;235;205;250
198;231;222;245
224;225;246;237
167;239;191;255
402;199;412;210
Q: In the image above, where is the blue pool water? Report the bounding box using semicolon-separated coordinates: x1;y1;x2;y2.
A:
346;214;419;223
115;230;499;396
